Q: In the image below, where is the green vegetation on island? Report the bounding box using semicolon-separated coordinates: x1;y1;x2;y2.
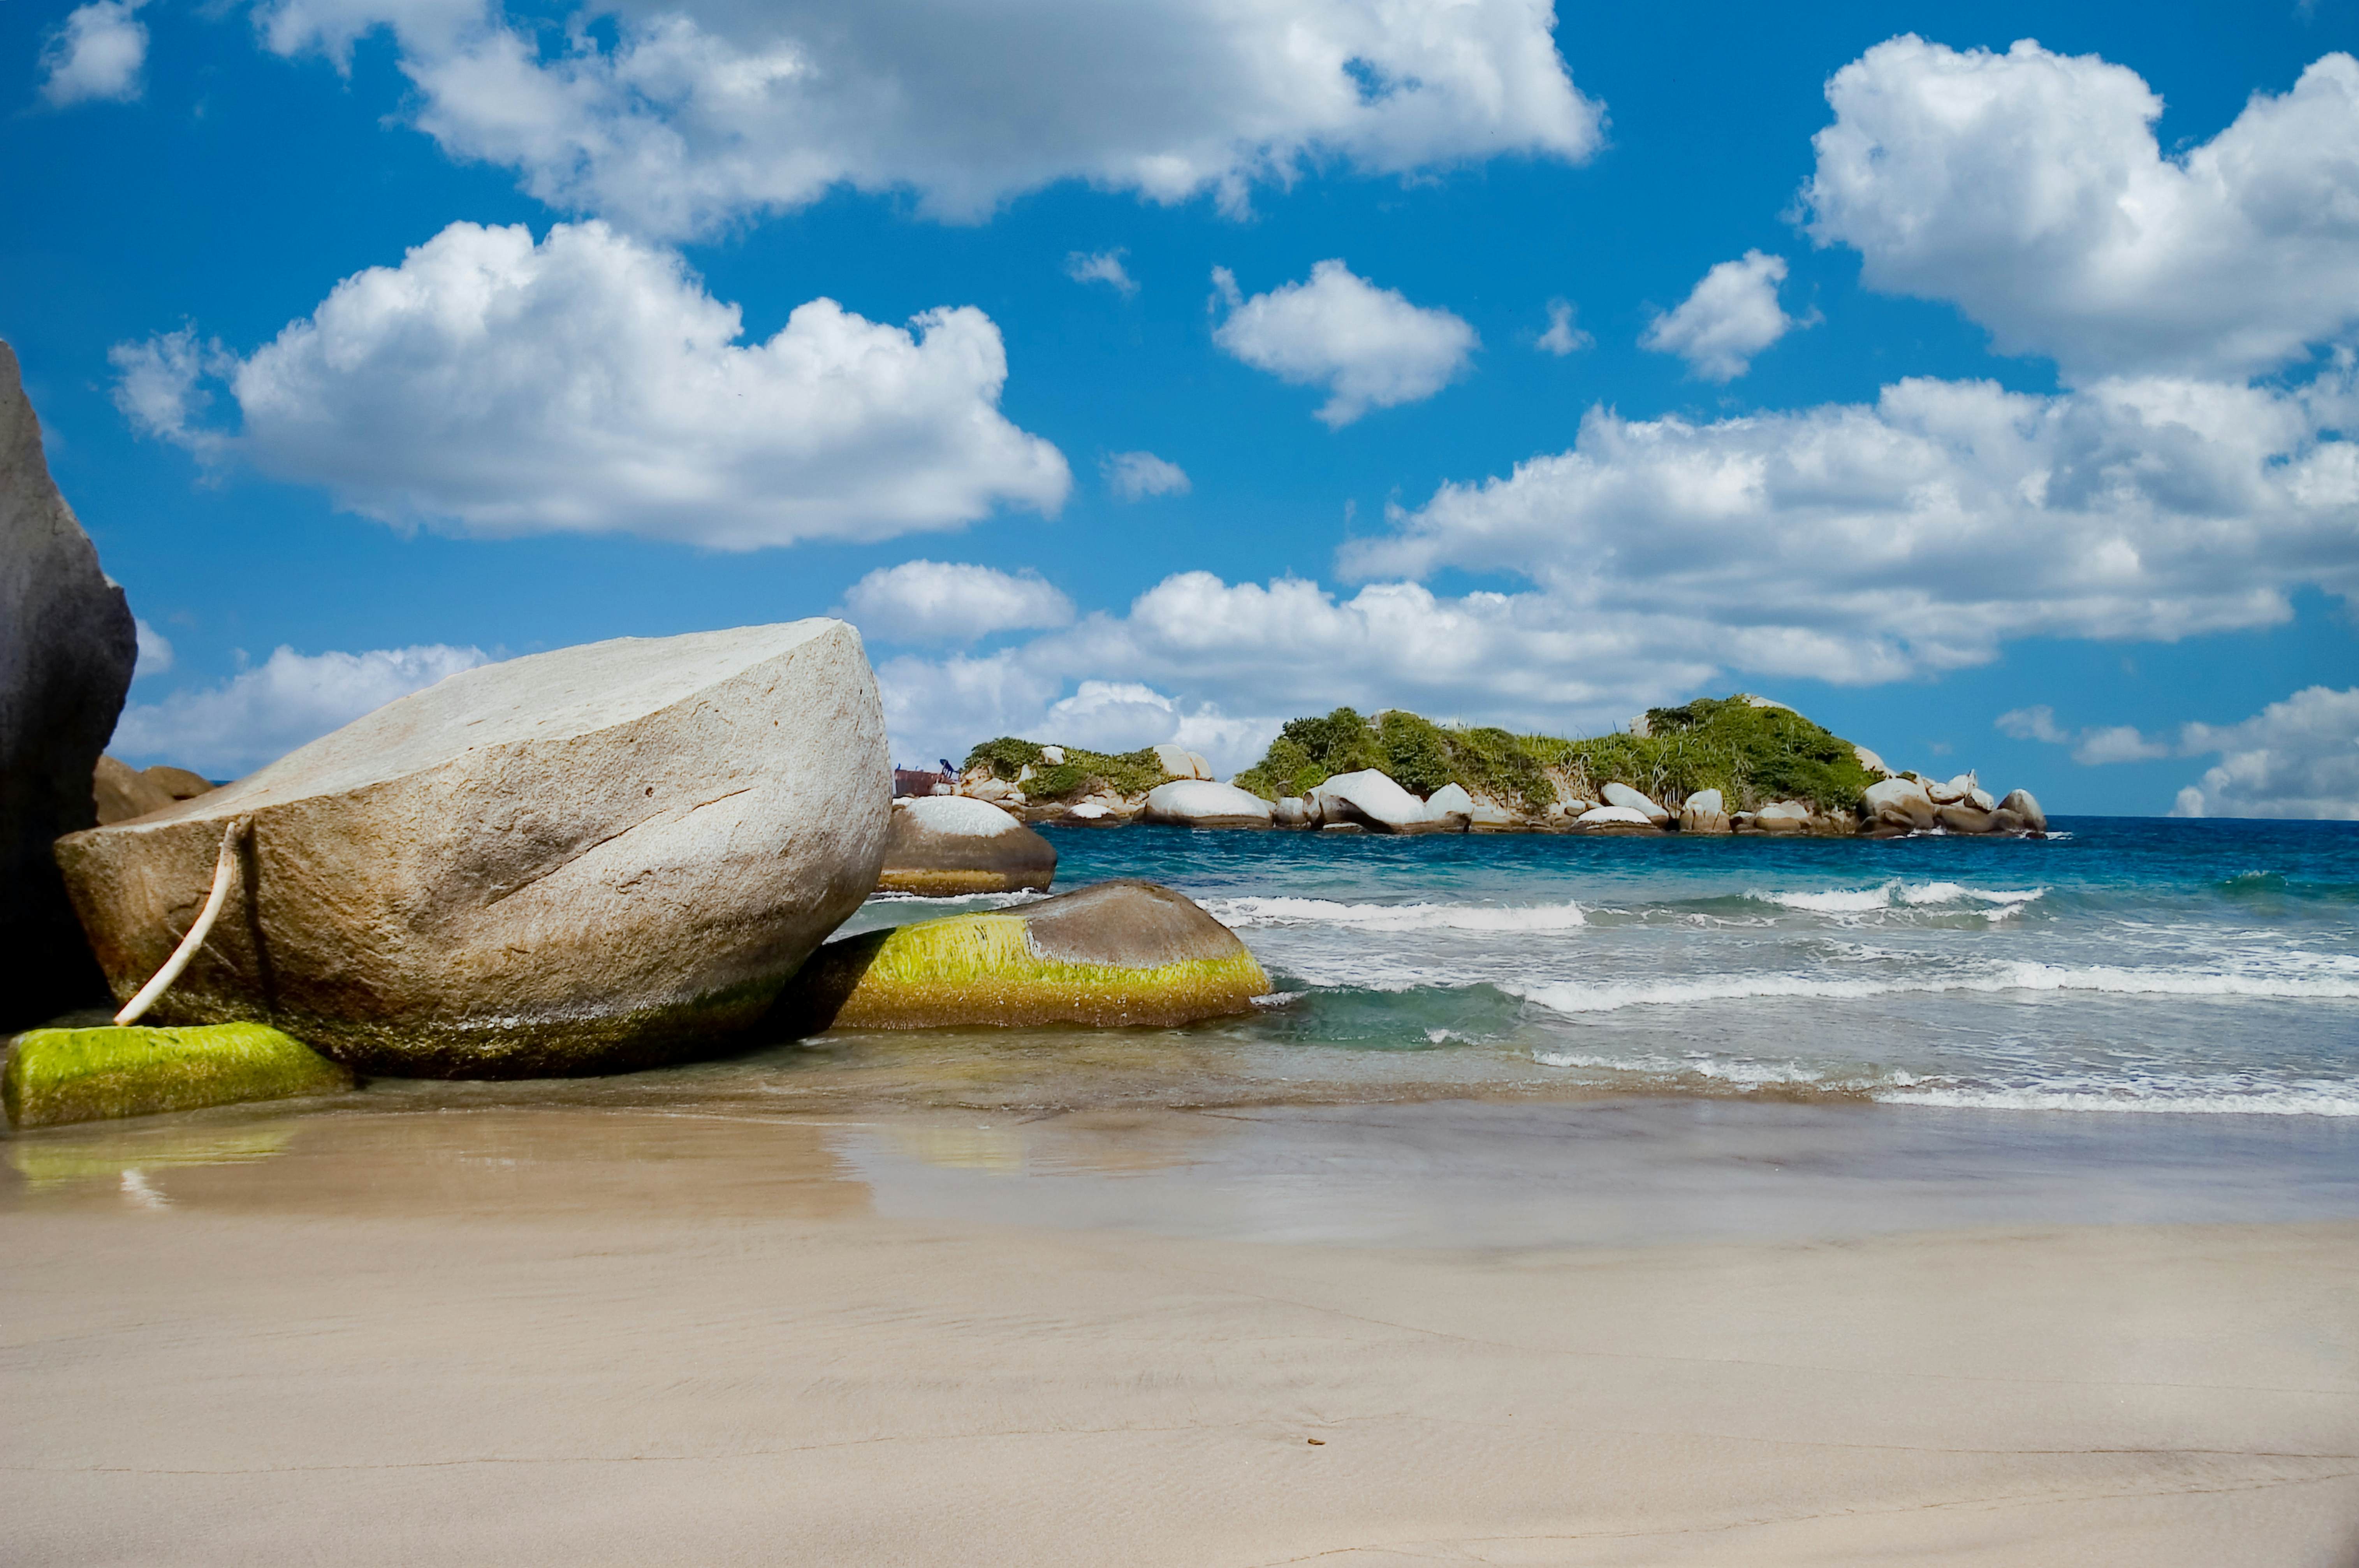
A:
1235;695;1878;813
964;694;1880;814
962;738;1172;800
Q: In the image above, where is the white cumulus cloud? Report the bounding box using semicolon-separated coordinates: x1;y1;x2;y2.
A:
2172;687;2359;819
1536;299;1590;356
111;644;489;776
2007;687;2359;817
1997;705;2171;764
1640;251;1806;382
247;0;1602;239
839;560;1074;645
1065;250;1137;296
1805;38;2359;381
130;618;174;680
1211;260;1478;427
1103;451;1190;501
40;0;149;107
112;220;1069;548
1344;373;2359;679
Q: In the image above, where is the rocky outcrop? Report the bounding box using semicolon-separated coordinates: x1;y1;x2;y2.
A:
1993;789;2048;834
2;342;137;1025
1312;770;1449;834
776;880;1270;1032
1600;782;1670;827
1863;777;1937;833
1578;805;1658;830
1423;784;1475;831
142;765;214;802
54;621;890;1078
877;796;1055;894
1150;744;1212;781
1680;788;1732;835
1144;780;1273;829
93;754;178;825
4;1021;352;1129
1273;796;1317;828
1752;800;1811;833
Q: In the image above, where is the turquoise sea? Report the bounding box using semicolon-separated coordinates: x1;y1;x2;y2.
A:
832;816;2359;1118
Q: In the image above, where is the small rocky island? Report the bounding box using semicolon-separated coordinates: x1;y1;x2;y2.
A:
923;698;2046;838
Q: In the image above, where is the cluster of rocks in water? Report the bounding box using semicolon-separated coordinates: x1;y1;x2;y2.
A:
923;756;2046;841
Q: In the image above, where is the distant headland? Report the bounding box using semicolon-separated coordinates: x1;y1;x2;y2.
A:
911;694;2047;839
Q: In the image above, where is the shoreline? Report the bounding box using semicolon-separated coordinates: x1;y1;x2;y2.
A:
5;1097;2356;1566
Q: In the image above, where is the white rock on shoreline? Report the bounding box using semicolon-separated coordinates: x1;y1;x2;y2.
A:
1312;770;1450;834
1143;780;1274;829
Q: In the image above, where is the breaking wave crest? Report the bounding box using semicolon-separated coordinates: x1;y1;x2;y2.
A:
1749;881;2045;919
1206;896;1586;933
1513;961;2359;1015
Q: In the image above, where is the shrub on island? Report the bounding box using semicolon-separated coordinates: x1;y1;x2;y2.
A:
1234;695;1882;823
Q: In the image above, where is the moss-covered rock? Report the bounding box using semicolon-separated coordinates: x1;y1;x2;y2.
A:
4;1022;353;1129
777;880;1269;1032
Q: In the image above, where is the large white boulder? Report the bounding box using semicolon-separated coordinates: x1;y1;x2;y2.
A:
878;795;1055;894
1601;782;1670;826
1679;788;1732;835
1273;796;1318;828
1423;783;1476;831
3;341;137;1025
1862;776;1936;832
1143;780;1274;829
1312;769;1447;834
1926;771;1979;806
1754;800;1811;833
1150;744;1212;781
1578;805;1658;829
55;621;890;1077
1853;744;1891;777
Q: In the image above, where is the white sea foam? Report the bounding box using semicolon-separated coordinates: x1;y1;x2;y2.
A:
1751;880;2044;919
1514;960;2359;1016
1876;1085;2359;1116
1205;896;1586;933
1529;1047;2359;1116
1531;1048;1827;1086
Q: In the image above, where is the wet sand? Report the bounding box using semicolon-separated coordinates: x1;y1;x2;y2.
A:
5;1099;2357;1565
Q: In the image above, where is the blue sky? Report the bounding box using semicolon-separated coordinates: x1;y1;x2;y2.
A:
5;0;2357;815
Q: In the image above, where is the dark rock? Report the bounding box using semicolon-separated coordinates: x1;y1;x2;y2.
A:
1;341;137;1027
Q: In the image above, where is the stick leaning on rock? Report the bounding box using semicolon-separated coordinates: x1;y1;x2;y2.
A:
113;818;249;1027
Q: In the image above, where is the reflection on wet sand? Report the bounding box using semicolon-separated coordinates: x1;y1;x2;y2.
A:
4;1108;875;1221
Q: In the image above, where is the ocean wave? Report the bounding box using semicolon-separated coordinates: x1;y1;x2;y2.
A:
1749;880;2045;920
1205;896;1586;933
1876;1085;2359;1116
1513;960;2359;1015
1527;1048;2359;1116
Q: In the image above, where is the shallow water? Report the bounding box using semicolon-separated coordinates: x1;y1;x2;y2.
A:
834;815;2359;1118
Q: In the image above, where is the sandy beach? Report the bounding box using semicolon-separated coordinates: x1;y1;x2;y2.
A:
5;1099;2355;1566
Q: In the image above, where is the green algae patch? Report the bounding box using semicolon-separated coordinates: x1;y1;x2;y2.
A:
782;904;1272;1033
4;1023;354;1130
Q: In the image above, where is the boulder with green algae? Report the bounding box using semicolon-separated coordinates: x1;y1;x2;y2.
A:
778;880;1269;1032
4;1023;352;1129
